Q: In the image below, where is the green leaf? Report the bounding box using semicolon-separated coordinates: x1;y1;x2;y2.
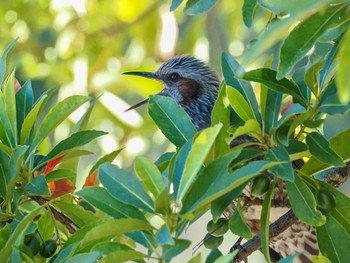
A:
336;28;350;104
52;200;100;228
65;252;101;263
3;70;17;145
20;94;48;145
183;158;277;213
0;90;15;147
278;4;347;79
316;214;350;263
135;157;165;198
230;119;261;143
176;123;222;203
37;211;54;241
30;95;90;153
0;38;18;86
286;176;326;226
99;163;154;212
45;169;75;182
170;0;183;11
277;103;306;127
125;231;157;251
262;87;282;132
264;146;294;181
276;254;299;263
227;87;256;122
163;238;191;260
0;205;42;260
73;97;98;133
243;68;307;107
24;175;50;196
148;95;196;147
260;178;277;263
240;1;331;68
0;150;9;198
306;132;344;167
213;251;237;263
16;81;34;136
242;0;257;28
37;130;107;168
304;61;324;96
319;80;350;115
156;227;173;245
88;148;124;176
184;0;218;15
222;53;261;122
76;187;147;221
211;83;230;157
92;242;146;263
229;206;253;239
6;145;28;201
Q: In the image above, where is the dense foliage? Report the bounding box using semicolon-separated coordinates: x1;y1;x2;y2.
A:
1;0;350;263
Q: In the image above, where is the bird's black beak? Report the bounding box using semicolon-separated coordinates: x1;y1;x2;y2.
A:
123;71;159;112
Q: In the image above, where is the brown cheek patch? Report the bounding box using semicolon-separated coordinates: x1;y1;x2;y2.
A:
177;79;203;105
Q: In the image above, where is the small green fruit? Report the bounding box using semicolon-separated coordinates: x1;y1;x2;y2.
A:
251;174;270;197
25;234;41;256
206;218;229;237
40;240;57;258
316;189;336;213
203;233;223;249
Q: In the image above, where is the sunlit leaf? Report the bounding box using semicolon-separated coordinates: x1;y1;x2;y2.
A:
24;175;50;196
242;0;257;28
229;205;253;239
265;146;294;181
336;28;350;104
170;0;184;11
227;87;256;122
15;81;34;136
0;38;18;86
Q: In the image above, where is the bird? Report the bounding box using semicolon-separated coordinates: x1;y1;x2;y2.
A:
124;55;319;263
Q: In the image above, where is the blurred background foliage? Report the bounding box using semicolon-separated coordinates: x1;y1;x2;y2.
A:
1;0;275;186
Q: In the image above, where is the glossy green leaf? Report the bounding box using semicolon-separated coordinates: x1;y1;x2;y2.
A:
222;53;261;121
37;211;54;241
3;70;17;144
0;150;9;198
183;158;277;213
52;200;100;228
24;175;50;196
227;87;256;122
99;163;154;212
176;123;222;202
229;206;253;239
65;252;101;263
264;146;294;181
277;254;299;263
213;252;237;263
156;227;173;245
260;178;277;263
0;38;18;86
211;82;230;157
306;132;344;167
163;238;191;260
15;81;34;136
230;119;261;143
278;4;346;79
188;253;202;263
319;81;350;115
336;28;350;104
44;169;75;182
73;97;98;133
125;231;157;251
37;130;107;169
20;94;48;145
76;186;147;221
277;103;306;127
286;176;326;226
170;0;184;11
0;205;42;260
93;242;146;263
135;156;165;198
88;148;124;176
0;91;15;147
257;0;317;15
316;214;350;263
242;0;257;28
243;68;307;107
148;95;196;147
184;0;218;15
304;61;323;96
30;95;90;153
262;87;282;132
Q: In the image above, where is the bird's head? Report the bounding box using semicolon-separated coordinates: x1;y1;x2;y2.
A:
124;56;220;130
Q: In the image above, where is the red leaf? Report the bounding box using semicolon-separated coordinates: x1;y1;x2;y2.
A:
48;179;76;199
43;155;65;175
83;171;98;188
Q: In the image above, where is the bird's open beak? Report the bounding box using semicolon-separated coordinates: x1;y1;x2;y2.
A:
123;71;159;112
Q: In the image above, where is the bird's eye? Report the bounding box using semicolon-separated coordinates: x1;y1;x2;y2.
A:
169;72;180;81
